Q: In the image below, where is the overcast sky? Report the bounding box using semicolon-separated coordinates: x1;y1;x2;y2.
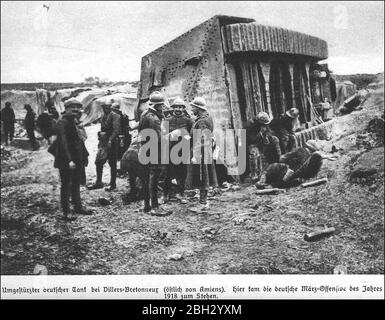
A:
1;1;384;83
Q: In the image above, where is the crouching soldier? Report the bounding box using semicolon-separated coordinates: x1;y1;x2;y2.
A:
254;112;281;174
54;98;93;221
120;135;148;203
244;117;262;182
185;97;218;211
274;107;300;154
163;98;193;203
258;141;323;189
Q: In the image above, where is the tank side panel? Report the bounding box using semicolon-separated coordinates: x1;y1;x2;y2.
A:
194;20;240;169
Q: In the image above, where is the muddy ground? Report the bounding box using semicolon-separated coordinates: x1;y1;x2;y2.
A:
1;89;384;275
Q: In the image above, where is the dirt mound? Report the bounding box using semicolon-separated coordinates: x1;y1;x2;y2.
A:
1;90;38;120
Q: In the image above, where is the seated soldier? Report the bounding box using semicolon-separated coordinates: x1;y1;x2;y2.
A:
244;117;262;181
257;140;323;188
255;112;281;165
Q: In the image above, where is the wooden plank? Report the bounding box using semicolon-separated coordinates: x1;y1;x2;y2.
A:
240;62;254;121
251;63;263;114
225;63;243;130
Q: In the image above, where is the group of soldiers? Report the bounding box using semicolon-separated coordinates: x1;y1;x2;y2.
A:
245;107;324;189
43;91;218;221
2;90;325;222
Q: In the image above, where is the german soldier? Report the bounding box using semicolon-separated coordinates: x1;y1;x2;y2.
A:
54;98;92;221
185;97;218;211
260;140;324;189
88;102;121;191
163;97;193;203
24;104;39;150
274;107;299;154
138;91;167;213
1;101;15;146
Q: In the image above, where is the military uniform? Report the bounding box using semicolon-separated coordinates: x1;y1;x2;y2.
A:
264;147;323;188
54;112;89;216
1;104;15;145
255;129;282;165
184;111;218;204
163;112;193;199
138;107;165;210
93;110;121;189
24;107;39;150
275;113;297;154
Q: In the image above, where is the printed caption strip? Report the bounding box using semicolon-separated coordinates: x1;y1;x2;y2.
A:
1;275;384;299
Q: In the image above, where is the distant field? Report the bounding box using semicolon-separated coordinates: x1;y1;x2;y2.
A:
0;81;139;92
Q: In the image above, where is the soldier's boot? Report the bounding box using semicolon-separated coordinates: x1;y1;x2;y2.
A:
249;155;259;182
62;206;77;222
88;164;104;189
199;190;209;211
105;165;117;191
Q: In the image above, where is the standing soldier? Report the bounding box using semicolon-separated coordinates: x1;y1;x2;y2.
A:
274;107;300;154
185;97;218;211
24;104;39;150
54;98;92;222
111;102;131;166
163;97;193;203
138;91;166;213
1;102;16;146
88;103;121;191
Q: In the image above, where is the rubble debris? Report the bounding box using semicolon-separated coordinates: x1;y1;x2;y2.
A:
304;227;336;242
231;185;241;191
301;178;328;188
367;116;384;141
333;265;348;274
349;166;378;185
221;182;231;191
33;264;48;275
185;190;198;198
255;188;283;195
168;254;183;261
201;227;217;234
5;252;17;258
350;167;377;180
155;230;168;239
27;199;48;208
250;203;259;210
150;209;172;217
98;198;111;206
233;217;246;225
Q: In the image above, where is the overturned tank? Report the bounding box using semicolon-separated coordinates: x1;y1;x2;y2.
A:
137;15;334;174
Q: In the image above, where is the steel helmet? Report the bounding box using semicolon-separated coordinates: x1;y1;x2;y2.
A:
64;98;83;109
149;91;165;106
286;108;299;118
190;97;207;111
256;112;271;125
171;97;186;108
305;140;319;152
111;102;120;110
